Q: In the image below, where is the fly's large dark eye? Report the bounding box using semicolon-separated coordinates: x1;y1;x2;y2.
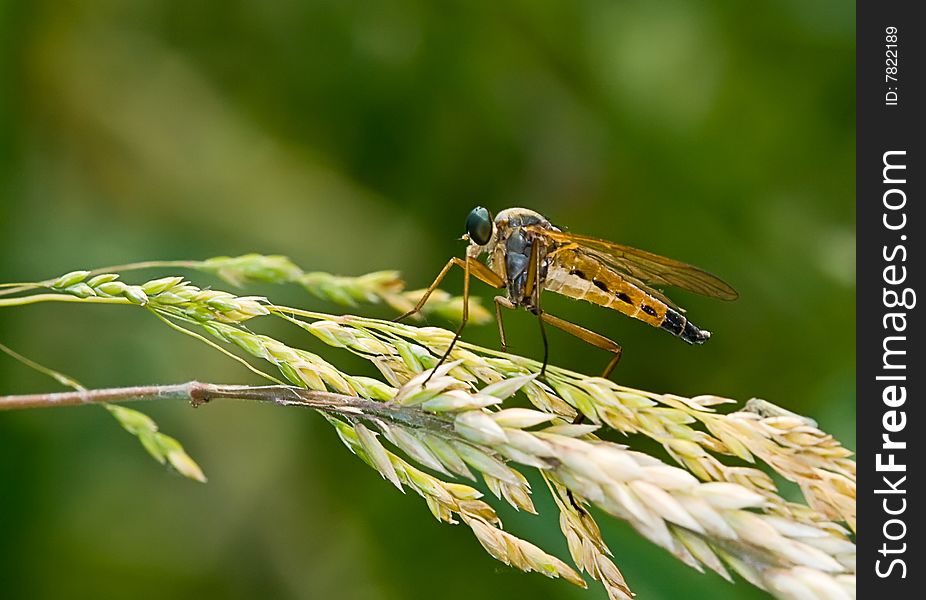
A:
465;206;493;246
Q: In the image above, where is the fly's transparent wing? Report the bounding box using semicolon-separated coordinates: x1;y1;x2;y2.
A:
527;226;738;300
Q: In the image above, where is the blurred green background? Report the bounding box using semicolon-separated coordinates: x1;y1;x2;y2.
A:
0;1;854;599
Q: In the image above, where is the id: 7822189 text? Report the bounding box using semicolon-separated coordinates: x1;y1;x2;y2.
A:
885;26;899;106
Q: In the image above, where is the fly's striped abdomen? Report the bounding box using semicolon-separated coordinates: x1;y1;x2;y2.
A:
544;262;665;326
544;246;711;344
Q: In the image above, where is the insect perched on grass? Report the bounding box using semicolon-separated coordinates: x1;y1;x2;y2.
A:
398;207;738;378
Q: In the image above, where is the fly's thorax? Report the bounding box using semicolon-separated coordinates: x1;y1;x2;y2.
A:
488;209;559;307
493;207;550;229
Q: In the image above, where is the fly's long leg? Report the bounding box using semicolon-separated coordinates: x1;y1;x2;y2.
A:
427;255;472;381
525;241;551;378
536;312;549;378
539;313;623;378
394;258;456;322
395;257;504;322
467;259;506;289
494;296;515;351
399;255;505;382
495;293;551;378
540;313;623;424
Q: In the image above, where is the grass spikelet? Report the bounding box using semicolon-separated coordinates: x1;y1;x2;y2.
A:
0;259;857;600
